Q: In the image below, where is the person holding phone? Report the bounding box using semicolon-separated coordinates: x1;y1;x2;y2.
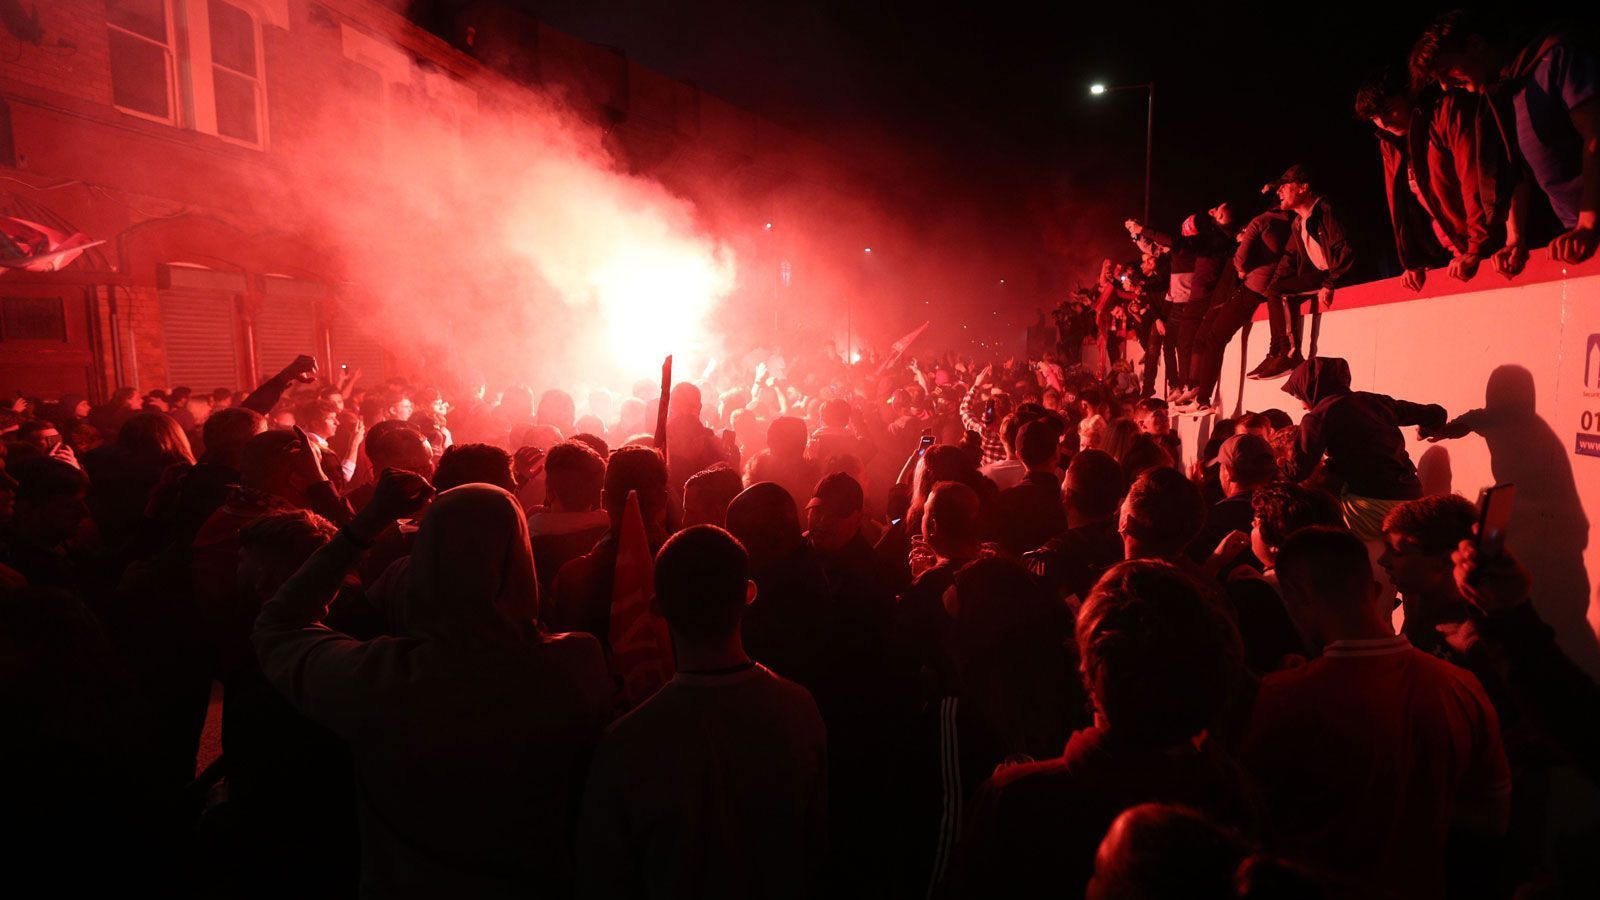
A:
959;365;1012;466
1377;494;1483;649
1450;539;1600;784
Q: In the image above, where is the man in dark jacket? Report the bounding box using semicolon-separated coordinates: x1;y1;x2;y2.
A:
664;382;730;499
727;482;837;699
1452;541;1600;785
1025;449;1125;604
1189;433;1277;570
1132;253;1172;398
992;420;1068;556
953;560;1256;900
544;446;671;649
1252;165;1357;379
528;441;610;598
1182;207;1294;410
1280;357;1446;541
1126;213;1232;397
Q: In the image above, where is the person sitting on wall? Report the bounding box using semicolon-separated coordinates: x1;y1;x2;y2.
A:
1354;68;1510;292
1251;165;1357;380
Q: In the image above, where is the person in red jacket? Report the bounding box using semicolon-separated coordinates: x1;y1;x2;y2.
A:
1355;70;1513;291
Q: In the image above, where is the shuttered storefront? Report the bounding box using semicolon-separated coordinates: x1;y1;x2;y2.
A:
326;309;388;387
158;265;245;392
254;276;322;379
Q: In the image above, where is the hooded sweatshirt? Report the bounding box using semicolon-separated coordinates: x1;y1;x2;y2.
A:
1281;358;1446;500
254;485;614;898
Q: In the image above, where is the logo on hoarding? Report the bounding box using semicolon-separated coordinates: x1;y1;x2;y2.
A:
1578;333;1600;457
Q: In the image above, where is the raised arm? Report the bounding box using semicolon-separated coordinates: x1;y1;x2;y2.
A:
252;469;434;734
242;354;319;415
1453;542;1600;783
959;365;992;435
1392;398;1448;433
290;426;356;526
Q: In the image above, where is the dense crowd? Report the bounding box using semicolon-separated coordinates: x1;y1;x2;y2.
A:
3;8;1600;900
1043;10;1596;415
5;328;1600;899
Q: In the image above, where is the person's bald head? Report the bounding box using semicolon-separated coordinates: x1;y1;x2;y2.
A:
670;381;703;418
725;481;803;569
368;427;434;478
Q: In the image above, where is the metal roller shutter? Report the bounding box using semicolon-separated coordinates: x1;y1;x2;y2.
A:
255;277;324;379
327;314;387;387
253;298;315;377
159;290;241;392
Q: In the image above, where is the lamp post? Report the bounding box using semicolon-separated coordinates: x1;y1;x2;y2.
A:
1089;81;1155;224
851;247;875;366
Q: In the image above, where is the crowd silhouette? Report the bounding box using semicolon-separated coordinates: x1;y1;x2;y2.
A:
4;7;1600;898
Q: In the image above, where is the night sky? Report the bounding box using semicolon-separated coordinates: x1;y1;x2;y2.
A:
421;1;1569;293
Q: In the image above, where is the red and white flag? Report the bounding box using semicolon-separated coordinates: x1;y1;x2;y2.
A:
608;489;674;707
0;216;102;273
876;320;931;374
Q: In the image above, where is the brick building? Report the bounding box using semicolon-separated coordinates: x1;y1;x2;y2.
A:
0;0;861;400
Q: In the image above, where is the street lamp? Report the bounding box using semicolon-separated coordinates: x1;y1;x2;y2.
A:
1089;80;1155;224
852;245;878;367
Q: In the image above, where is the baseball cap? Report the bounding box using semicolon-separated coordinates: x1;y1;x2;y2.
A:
1218;433;1278;483
1263;163;1314;194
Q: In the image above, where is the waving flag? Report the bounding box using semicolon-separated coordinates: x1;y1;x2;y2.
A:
876;320;931;375
608;489;674;707
653;355;672;452
0;216;102;273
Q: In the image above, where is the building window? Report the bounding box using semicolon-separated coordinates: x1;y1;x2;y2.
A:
105;0;271;147
207;0;266;146
0;296;69;342
106;0;177;122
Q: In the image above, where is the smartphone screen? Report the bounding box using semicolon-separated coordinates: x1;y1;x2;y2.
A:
1476;483;1515;558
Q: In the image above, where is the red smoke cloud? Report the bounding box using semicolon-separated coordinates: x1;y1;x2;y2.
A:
283;77;735;395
